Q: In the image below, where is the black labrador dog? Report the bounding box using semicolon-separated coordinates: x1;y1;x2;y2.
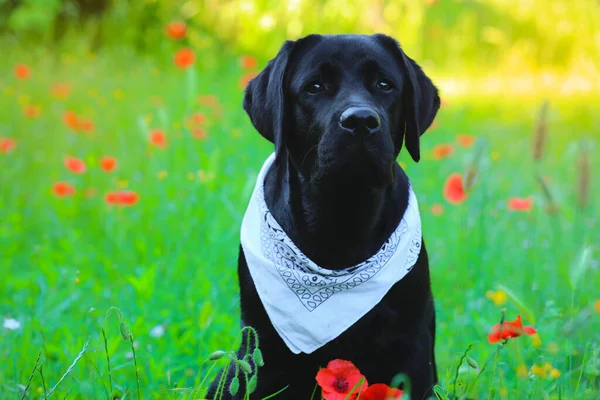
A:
208;33;440;399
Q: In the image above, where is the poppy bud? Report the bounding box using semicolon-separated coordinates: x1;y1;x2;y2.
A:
253;348;264;367
247;375;257;393
467;357;479;370
208;350;226;361
119;321;131;342
229;376;240;396
238;359;252;374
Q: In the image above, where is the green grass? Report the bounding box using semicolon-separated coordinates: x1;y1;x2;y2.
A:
0;42;599;399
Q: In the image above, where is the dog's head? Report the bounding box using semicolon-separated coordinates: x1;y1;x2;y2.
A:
243;34;440;187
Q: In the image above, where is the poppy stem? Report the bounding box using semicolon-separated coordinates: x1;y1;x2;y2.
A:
453;344;474;397
214;360;232;398
486;310;506;400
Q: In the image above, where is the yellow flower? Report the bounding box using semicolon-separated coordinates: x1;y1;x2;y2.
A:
516;364;528;378
17;95;29;105
531;364;547;378
594;300;600;313
532;333;542;348
198;170;215;183
198;169;208;183
113;89;124;100
547;342;559;354
485;289;507;306
550;368;561;379
544;362;552;372
157;170;168;180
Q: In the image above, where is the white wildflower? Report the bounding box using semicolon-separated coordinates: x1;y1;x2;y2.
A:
149;324;165;338
3;318;21;331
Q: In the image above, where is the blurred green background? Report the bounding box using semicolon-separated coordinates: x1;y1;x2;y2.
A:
2;0;600;76
1;0;599;399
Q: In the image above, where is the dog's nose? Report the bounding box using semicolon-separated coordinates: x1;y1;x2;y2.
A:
339;107;381;135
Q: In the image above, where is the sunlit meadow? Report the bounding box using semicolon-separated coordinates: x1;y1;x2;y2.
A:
1;1;599;399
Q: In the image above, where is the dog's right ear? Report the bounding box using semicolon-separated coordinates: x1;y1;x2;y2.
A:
243;40;296;162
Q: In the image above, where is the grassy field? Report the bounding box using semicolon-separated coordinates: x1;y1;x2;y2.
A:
1;42;599;399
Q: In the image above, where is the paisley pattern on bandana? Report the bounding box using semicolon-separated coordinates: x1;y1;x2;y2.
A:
258;185;422;312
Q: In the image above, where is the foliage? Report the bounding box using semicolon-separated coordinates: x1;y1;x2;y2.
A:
1;0;599;75
0;10;599;398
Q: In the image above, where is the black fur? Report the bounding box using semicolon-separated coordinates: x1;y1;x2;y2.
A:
208;33;440;399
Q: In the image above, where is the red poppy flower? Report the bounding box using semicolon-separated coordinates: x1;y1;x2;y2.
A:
456;134;476;148
51;82;71;100
23;105;41;119
316;359;368;400
64;156;87;174
0;138;17;154
240;55;258;70
104;192;119;204
189;112;206;125
192;128;208;140
150;129;167;148
101;156;117;172
443;173;467;204
198;94;219;107
174;48;195;69
63;111;80;131
361;384;403;400
14;64;31;80
78;119;94;133
432;143;453;159
165;21;187;39
507;197;533;212
240;72;259;88
119;191;139;206
431;203;444;216
488;315;537;344
105;191;139;206
53;182;75;197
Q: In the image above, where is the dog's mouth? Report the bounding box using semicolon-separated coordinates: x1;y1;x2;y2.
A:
311;139;395;187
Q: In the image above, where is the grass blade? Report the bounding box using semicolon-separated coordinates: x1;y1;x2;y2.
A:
260;385;289;399
20;351;42;400
47;339;90;397
101;328;113;398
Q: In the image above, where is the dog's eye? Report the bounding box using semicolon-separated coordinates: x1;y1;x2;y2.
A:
376;80;393;91
305;81;325;94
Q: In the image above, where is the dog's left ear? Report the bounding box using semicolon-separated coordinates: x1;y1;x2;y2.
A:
243;40;296;163
373;34;440;163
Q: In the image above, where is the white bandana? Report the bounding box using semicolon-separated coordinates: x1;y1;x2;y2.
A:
240;153;422;354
